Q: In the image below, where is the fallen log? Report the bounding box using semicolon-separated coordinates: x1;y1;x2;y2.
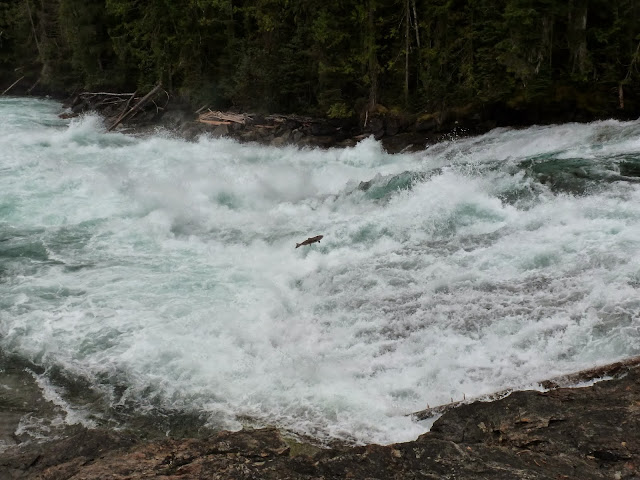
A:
410;354;640;420
199;119;233;126
194;104;209;114
108;84;162;132
198;110;250;125
2;76;24;95
79;91;136;97
107;90;137;130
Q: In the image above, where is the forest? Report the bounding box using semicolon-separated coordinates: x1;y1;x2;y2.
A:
1;0;640;124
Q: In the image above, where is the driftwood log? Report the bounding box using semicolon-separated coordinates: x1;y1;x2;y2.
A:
410;354;640;420
198;110;251;125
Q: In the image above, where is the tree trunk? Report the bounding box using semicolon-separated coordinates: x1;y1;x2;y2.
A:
24;0;42;60
367;0;378;112
568;0;588;76
404;0;409;105
411;0;421;91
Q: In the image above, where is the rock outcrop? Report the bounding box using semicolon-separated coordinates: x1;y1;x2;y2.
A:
2;361;639;479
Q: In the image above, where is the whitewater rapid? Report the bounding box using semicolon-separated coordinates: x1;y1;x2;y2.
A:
1;97;639;445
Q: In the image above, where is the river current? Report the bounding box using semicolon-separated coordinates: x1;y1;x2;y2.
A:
1;97;639;445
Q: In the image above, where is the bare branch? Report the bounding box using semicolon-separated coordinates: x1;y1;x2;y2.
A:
2;76;25;95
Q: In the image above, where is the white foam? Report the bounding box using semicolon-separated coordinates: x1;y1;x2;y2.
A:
29;370;98;428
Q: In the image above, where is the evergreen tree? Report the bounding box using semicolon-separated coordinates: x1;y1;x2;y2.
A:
1;0;639;120
58;0;117;88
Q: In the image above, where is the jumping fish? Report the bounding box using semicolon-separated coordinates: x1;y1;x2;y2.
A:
296;235;323;248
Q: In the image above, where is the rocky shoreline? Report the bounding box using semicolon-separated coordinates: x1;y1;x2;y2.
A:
57;87;640;155
1;355;639;479
57;90;512;153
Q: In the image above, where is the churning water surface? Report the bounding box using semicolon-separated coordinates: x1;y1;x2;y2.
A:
1;97;639;445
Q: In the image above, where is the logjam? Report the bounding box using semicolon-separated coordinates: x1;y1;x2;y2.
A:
108;83;163;132
107;90;137;129
410;354;640;420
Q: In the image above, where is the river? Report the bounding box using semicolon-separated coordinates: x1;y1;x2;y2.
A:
1;97;639;446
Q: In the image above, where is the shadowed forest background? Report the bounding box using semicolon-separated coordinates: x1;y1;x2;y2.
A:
1;0;640;124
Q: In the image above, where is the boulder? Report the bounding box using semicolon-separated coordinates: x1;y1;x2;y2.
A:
211;124;229;138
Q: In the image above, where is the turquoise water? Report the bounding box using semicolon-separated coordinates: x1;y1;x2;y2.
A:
1;97;639;445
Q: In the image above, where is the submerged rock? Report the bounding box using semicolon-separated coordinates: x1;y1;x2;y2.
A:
1;361;639;479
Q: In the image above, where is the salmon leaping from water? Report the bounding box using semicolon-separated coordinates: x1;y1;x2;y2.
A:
296;235;323;248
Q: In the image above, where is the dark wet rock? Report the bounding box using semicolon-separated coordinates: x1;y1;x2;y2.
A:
384;115;401;136
158;107;194;130
271;130;291;146
292;129;304;143
309;120;341;137
246;113;266;126
280;118;303;132
211;123;230;138
415;113;440;132
1;427;137;480
2;360;639;479
0;353;75;450
299;135;338;148
381;132;436;153
365;115;385;136
180;121;209;140
619;160;640;178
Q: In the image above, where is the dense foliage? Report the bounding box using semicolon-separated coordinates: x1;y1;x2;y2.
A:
1;0;639;120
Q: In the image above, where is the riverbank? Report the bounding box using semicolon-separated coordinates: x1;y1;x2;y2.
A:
55;88;638;153
57;91;453;153
1;355;639;479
